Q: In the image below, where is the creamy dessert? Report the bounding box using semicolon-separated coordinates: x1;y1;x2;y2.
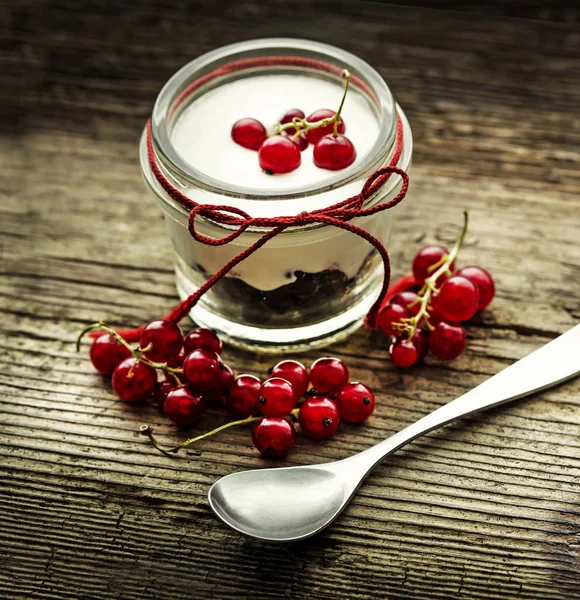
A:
141;39;412;351
172;74;379;192
167;70;386;293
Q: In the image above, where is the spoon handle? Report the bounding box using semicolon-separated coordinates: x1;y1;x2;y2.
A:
344;324;580;474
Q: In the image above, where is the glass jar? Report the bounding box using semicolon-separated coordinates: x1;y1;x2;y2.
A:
140;38;412;353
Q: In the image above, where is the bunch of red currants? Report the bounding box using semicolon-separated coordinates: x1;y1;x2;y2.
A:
83;322;375;458
378;215;495;367
231;69;356;174
232;109;355;174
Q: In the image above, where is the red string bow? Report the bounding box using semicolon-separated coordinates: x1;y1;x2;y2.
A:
103;117;409;342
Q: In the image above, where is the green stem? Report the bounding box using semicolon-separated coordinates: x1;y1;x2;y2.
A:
333;69;350;136
76;321;134;354
77;321;182;384
141;408;302;456
275;114;335;138
394;211;469;339
273;69;351;140
140;415;262;456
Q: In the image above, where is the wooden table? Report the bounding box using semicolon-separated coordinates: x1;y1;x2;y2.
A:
2;2;579;598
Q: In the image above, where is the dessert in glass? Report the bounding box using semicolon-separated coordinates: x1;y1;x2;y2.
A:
140;38;412;352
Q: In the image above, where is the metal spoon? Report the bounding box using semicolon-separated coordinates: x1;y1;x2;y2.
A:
209;325;580;542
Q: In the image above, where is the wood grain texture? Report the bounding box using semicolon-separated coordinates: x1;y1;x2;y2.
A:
1;1;579;599
369;1;580;23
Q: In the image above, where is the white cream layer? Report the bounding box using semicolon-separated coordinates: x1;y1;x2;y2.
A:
171;74;380;192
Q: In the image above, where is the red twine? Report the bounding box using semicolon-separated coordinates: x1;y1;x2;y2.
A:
95;115;408;342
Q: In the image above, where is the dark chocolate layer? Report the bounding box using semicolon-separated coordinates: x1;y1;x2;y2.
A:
191;251;379;327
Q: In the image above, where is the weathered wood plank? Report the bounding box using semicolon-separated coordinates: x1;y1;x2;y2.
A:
1;0;579;599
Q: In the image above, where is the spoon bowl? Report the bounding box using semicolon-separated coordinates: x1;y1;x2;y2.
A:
208;465;347;542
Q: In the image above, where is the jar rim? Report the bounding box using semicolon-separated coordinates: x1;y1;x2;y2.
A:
149;38;398;202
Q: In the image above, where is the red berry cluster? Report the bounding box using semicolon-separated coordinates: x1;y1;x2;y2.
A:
81;322;375;458
250;357;375;457
230;70;356;174
378;213;495;367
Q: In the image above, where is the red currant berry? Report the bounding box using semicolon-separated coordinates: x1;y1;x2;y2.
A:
288;132;308;151
280;108;305;135
167;351;185;369
390;291;421;316
456;266;495;311
165;369;188;386
270;360;309;399
313;134;356;170
412;328;430;361
153;380;176;408
183;328;222;355
336;382;375;423
89;333;132;376
182;349;221;393
412;245;454;284
220;363;235;392
305;109;345;144
257;377;296;417
427;292;444;325
377;302;409;336
153;379;177;409
112;358;157;403
299;396;340;439
163;385;205;426
205;362;235;406
309;357;349;395
231;117;267;150
429;322;466;360
389;338;419;368
258;135;301;174
437;275;479;322
227;374;262;417
140;320;183;363
252;417;296;458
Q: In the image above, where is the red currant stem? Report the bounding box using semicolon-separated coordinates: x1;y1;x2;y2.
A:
429;210;468;283
426;255;447;276
76;321;182;383
76;321;130;353
408;297;421;310
163;369;183;387
333;69;350;137
424;319;436;333
139;425;180;455
396;211;469;340
140;416;262;455
276;115;335;140
274;70;351;140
